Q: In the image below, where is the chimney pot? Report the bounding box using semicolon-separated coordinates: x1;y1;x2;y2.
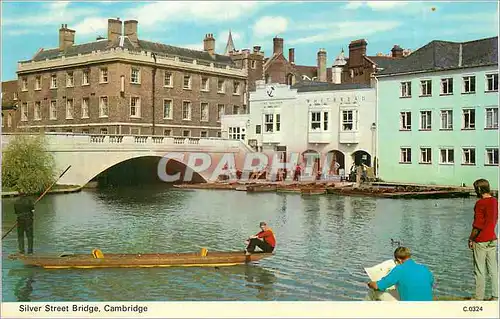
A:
203;33;216;55
124;20;139;46
59;24;75;51
273;37;284;55
289;48;295;64
108;18;123;43
317;48;327;82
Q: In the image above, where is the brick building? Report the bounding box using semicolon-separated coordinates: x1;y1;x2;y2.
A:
14;18;248;137
1;80;18;132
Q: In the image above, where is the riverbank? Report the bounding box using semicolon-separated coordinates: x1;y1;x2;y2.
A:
1;185;82;198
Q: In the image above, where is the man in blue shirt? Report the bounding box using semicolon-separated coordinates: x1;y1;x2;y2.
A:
368;247;434;301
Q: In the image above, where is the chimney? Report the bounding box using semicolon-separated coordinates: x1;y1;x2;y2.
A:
203;33;215;55
107;18;122;43
124;20;139;46
273;37;284;55
317;48;327;82
58;24;75;51
348;39;367;66
253;45;261;53
391;45;404;58
289;48;295;64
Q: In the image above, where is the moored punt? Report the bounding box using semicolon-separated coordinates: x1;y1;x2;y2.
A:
173;183;235;190
246;185;277;193
300;188;326;195
8;250;273;269
326;187;470;199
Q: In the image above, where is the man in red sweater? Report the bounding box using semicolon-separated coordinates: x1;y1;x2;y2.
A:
245;222;276;255
468;178;498;301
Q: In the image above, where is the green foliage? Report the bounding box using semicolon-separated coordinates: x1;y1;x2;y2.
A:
2;134;56;194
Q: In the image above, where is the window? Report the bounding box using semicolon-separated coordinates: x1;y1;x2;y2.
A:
164;72;173;87
217;132;222;138
130;127;140;135
311;112;321;130
440;148;454;164
420;80;431;96
201;77;209;91
50;74;57;89
65;72;74;87
66;99;73;119
485;108;499;129
182;101;192;120
82;129;90;134
486;73;498;92
462;109;475;129
200;103;209;121
233;81;240;95
65;129;73;133
130;97;141;117
21;103;28;121
251;60;256;69
463;76;476;93
440;78;453;95
342;110;354;131
440;110;453;130
21;77;28;91
163;99;172;119
164;129;172;136
100;128;108;135
420;111;432;130
200;131;208;138
82;98;89;118
100;68;108;83
13;92;17;100
183;75;191;89
217;104;225;121
323;112;329;131
217;79;225;93
131;68;140;84
400;148;411;163
35;76;41;90
82;70;90;85
182;130;191;137
255;125;261;134
462;148;476;165
229;127;240;140
400;82;411;97
265;114;274;132
420;148;432;164
233;105;240;115
34;101;41;120
400;112;411;130
7;114;12;127
99;97;108;117
485;148;499;165
276;114;281;132
50;100;57;120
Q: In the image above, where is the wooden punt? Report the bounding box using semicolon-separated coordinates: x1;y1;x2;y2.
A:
7;250;274;269
246;185;277;193
300;188;326;195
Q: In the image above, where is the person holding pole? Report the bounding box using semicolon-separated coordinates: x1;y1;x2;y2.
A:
14;192;36;255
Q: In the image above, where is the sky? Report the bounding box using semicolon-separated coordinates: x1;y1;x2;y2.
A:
1;0;499;81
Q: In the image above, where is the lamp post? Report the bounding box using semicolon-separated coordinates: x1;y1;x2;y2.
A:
151;53;157;136
370;122;377;175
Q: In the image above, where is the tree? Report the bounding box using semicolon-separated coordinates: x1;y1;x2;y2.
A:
2;134;56;194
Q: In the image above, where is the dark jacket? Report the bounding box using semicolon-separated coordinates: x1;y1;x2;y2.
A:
14;196;35;220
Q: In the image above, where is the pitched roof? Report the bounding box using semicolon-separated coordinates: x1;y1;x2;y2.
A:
294;65;332;82
366;56;398;70
378;36;498;76
27;37;235;66
291;81;371;92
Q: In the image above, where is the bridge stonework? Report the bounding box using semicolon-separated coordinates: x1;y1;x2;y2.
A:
1;134;254;186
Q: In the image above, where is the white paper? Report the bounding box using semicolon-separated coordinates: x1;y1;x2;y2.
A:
364;259;397;290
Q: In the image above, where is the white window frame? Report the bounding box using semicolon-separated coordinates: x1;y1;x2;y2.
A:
66;99;74;119
486;73;498;92
163;99;173;119
201;77;209;91
82;98;90;118
485;148;499;166
200;102;209;122
485;107;499;129
229;127;243;140
217;79;225;93
66;72;74;87
462;108;475;129
217;104;225;121
462;148;476;165
130;68;140;84
440;110;453;130
164;72;173;87
13;92;18;100
420;110;432;130
100;68;108;83
100;128;108;135
21;103;28;121
50;74;57;89
440;78;453;95
50;100;57;120
35;76;41;90
400;148;412;164
275;114;281;132
34;101;41;121
400;111;411;130
182;101;192;120
233;81;240;95
99;96;109;118
400;81;411;97
264;114;274;133
21;77;28;91
341;110;355;131
420;147;432;164
82;70;90;86
183;75;192;90
439;148;454;164
130;96;141;118
463;75;476;93
420;79;432;96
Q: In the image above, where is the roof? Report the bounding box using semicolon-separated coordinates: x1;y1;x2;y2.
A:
366;56;398;70
291;81;372;92
378;36;498;76
28;37;235;66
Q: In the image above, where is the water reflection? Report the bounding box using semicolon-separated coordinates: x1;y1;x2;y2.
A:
219;265;278;300
9;268;35;302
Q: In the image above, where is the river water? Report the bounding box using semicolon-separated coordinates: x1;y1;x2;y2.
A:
1;186;485;301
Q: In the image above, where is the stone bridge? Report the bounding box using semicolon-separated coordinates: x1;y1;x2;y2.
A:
1;133;254;187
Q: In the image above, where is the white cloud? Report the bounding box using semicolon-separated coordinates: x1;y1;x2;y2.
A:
72;17;109;36
343;1;363;10
2;3;97;27
344;1;412;11
253;16;288;38
288;21;401;44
